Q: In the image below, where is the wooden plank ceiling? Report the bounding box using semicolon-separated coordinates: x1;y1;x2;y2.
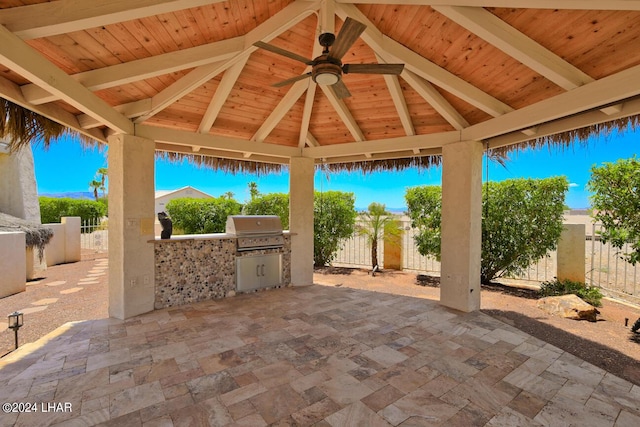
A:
1;0;640;165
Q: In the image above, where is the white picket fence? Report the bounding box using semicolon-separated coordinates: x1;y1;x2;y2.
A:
80;218;108;252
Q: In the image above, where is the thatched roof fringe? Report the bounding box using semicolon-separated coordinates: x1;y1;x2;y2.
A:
0;212;53;261
156;151;285;175
492;115;640;157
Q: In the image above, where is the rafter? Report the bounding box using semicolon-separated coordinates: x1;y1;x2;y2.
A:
337;3;513;117
252;80;308;142
298;42;324;147
401;70;469;131
335;1;640;10
137;124;302;158
320;85;365;142
0;75;105;142
0;0;227;40
198;56;249;134
0;24;133;134
433;6;593;90
463;64;640;141
375;54;415;136
21;37;244;105
133;0;321;124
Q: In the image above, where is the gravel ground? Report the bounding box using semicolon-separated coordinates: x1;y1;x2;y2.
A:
0;251;108;356
2;256;640;387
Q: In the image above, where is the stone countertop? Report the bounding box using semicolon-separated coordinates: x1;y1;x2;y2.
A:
149;230;293;243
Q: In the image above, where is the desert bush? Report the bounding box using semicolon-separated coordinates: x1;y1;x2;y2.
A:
314;191;357;267
539;278;603;307
588;156;640;264
166;197;242;234
243;192;290;229
39;197;107;225
405;177;568;283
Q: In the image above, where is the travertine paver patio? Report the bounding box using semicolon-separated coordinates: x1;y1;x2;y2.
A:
1;285;639;426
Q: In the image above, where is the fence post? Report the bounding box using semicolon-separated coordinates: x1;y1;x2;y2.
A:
557;224;586;283
383;226;402;270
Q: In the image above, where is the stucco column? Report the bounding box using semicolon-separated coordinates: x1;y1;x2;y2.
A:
108;134;156;319
289;157;314;286
557;224;586;283
440;140;483;312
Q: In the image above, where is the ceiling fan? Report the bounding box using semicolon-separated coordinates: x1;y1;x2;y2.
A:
254;17;404;99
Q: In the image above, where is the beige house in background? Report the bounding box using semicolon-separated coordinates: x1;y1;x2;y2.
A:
154;186;213;214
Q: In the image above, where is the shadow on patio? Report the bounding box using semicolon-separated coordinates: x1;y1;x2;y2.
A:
1;285;639;426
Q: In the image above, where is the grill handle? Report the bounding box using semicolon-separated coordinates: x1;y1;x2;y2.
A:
256;264;260;277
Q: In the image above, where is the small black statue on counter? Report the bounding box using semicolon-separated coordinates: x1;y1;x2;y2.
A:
158;211;173;239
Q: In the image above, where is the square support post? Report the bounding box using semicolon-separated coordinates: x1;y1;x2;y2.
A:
289;157;315;286
440;140;483;312
108;134;156;319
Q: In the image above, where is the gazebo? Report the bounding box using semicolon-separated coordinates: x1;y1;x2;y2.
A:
1;0;640;319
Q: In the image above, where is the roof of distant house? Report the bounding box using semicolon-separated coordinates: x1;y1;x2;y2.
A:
155;186;213;199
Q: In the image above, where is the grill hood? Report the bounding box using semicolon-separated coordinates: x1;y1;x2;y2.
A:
225;215;283;236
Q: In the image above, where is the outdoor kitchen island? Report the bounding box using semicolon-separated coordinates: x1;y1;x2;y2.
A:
152;215;291;309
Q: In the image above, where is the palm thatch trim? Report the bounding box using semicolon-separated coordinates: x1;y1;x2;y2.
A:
0;212;53;261
322;155;442;173
1;98;96;152
156;151;285;175
491;114;640;157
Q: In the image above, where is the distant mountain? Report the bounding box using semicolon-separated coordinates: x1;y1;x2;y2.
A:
40;191;94;200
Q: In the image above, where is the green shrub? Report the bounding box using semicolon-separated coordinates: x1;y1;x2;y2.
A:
39;197;107;225
166;197;242;234
243;192;290;229
314;191;357;267
539;278;603;307
405;177;568;283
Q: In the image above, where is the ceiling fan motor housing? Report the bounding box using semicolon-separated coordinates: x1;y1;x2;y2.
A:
312;55;342;85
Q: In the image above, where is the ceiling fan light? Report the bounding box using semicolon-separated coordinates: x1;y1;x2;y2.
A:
314;72;340;85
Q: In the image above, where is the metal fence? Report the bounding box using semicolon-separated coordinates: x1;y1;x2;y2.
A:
587;223;639;303
331;217;640;301
80;218;108;252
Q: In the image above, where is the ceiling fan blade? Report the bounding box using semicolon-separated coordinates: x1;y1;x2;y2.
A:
332;80;352;99
329;18;366;60
343;63;404;75
254;41;313;65
272;73;312;88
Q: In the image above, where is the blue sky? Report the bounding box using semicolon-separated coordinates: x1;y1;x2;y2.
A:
32;128;638;209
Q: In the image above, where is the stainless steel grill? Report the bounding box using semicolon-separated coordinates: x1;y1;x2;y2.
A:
225;215;285;251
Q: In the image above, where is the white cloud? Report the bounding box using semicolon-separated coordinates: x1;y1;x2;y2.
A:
569;182;579;188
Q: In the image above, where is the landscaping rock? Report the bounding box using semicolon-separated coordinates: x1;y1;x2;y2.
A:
537;294;600;321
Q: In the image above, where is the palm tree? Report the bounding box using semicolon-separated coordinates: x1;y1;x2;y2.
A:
97;167;108;197
89;180;101;201
223;191;235;200
357;202;402;271
248;182;259;200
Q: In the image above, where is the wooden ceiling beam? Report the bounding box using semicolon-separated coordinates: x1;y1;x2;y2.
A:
303;131;460;158
252;79;308;142
401;70;469;131
137;124;302;158
0;24;133;134
336;1;640;11
463;64;640;141
375;53;415;136
133;0;321;123
488;97;640;149
320;85;366;142
198;56;249;134
0;75;106;142
433;6;594;90
0;0;227;40
337;3;513;117
155;143;289;165
298;42;324;147
21;37;244;105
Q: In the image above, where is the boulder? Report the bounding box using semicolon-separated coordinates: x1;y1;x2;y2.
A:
537;294;599;322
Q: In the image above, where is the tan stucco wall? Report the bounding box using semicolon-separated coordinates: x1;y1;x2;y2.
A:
0;232;26;297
